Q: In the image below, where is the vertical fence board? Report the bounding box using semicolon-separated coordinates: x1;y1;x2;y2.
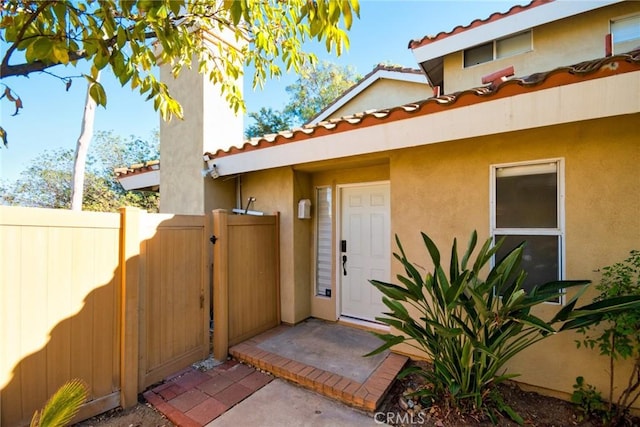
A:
213;210;229;361
120;207;140;408
45;227;72;400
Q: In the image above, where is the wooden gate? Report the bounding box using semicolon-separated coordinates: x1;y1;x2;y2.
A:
212;210;280;360
138;213;210;389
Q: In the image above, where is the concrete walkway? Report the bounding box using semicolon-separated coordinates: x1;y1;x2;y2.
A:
206;379;382;427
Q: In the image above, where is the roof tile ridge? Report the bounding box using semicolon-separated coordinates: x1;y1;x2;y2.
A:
408;0;550;49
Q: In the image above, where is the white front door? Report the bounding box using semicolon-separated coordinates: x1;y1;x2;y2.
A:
340;183;390;322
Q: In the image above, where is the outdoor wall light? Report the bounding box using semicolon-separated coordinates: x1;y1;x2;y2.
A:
298;199;311;219
201;164;220;179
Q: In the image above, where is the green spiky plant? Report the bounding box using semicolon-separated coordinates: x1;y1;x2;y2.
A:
366;231;640;424
30;379;88;427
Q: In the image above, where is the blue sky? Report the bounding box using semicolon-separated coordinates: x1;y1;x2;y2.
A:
0;1;513;181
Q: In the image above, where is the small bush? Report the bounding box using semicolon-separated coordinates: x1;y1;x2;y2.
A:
571;376;607;422
576;250;640;424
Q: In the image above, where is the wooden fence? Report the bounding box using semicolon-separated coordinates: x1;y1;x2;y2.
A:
212;210;280;360
0;206;209;426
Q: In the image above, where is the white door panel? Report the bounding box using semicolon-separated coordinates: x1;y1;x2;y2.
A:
340;184;390;322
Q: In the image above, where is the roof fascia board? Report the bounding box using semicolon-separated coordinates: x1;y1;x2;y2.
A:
117;169;160;191
309;70;428;125
412;0;623;64
214;71;638;176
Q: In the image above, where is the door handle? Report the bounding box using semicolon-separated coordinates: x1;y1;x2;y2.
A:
342;254;347;276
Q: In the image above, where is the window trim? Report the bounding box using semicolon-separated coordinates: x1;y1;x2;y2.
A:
489;158;566;304
610;13;640;55
463;30;532;68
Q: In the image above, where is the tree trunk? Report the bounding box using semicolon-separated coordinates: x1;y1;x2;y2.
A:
70;73;99;211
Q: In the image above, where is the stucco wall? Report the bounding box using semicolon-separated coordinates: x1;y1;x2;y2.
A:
160;64;207;214
443;1;640;93
329;79;432;119
389;114;639;403
159;61;243;214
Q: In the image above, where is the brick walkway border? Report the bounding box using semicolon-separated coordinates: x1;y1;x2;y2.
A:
143;360;273;426
229;325;407;412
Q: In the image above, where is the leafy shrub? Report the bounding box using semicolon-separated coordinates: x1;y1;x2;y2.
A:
571;376;608;422
576;250;640;424
367;231;640;423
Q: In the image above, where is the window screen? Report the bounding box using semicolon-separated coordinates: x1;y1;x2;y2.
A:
496;31;532;59
464;42;493;67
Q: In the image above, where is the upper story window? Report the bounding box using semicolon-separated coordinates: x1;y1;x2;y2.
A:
611;14;640;54
464;30;532;67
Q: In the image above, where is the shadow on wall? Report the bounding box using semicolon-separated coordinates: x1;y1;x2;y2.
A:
1;207;210;426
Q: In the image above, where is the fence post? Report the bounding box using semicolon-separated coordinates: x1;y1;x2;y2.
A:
119;207;140;408
212;209;229;361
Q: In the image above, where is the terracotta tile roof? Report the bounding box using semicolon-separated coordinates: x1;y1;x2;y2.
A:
114;160;160;177
366;64;424;75
408;0;551;49
205;49;640;160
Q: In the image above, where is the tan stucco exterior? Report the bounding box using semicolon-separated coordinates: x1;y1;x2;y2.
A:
443;1;640;93
220;113;639;405
329;79;431;120
159;62;242;215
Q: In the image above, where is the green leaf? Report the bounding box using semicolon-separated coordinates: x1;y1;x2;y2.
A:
51;44;69;64
116;27;127;49
31;379;87;427
364;334;404;357
28;37;53;61
229;0;244;25
89;82;107;107
94;51;109;70
370;280;410;301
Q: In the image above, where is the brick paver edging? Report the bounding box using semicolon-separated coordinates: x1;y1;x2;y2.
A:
229;337;407;411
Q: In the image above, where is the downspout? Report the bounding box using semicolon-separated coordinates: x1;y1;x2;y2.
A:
236;175;242;211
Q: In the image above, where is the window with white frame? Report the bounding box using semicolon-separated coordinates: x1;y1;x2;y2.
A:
611;14;640;54
491;160;564;303
464;30;532;67
315;187;332;297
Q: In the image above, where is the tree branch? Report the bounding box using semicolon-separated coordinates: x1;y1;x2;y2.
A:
0;27;161;79
1;1;55;74
1;50;88;78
